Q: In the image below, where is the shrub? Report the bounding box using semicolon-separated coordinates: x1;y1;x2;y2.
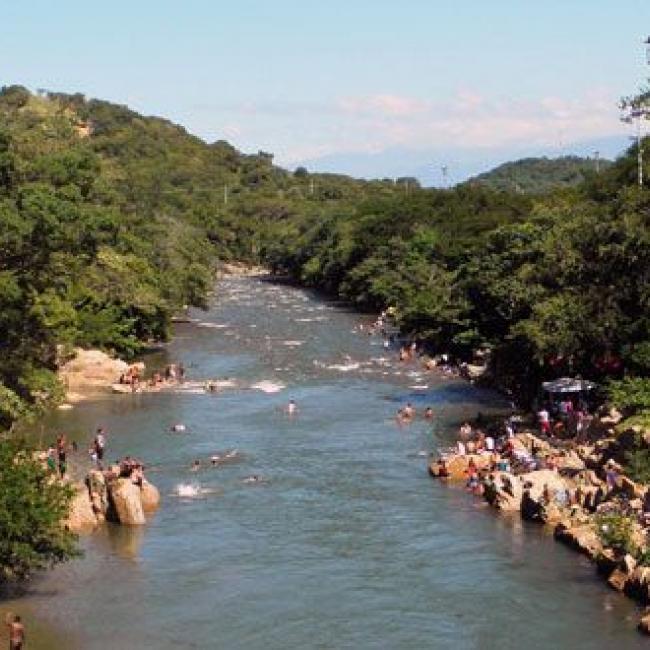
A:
595;513;637;556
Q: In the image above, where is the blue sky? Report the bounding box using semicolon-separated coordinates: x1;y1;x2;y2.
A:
2;1;650;178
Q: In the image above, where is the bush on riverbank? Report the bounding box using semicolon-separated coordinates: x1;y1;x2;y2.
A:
0;438;79;580
595;513;638;557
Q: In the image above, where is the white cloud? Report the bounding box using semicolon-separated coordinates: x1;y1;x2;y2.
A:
190;88;629;165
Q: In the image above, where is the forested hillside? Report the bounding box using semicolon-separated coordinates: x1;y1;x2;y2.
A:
468;155;611;194
261;142;650;407
0;85;403;428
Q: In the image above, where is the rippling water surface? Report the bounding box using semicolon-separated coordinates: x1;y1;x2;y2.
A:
14;277;646;649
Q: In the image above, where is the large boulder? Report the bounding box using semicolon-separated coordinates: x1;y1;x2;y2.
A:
619;476;645;500
554;522;603;559
64;483;98;533
140;480;160;513
59;348;131;401
87;469;108;522
484;472;523;512
625;567;650;604
518;469;570;521
596;548;619;577
517;432;552;455
560;450;585;472
109;478;146;525
608;568;629;592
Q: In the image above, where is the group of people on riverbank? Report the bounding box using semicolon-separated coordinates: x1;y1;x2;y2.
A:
436;418;572;489
43;426;150;489
537;399;592;439
117;362;186;393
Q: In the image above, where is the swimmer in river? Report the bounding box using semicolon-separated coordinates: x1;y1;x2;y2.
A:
402;402;415;419
243;475;265;484
286;399;298;415
424;407;434;419
190;459;201;472
171;423;186;433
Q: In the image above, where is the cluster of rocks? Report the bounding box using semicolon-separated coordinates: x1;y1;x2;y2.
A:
65;467;160;531
430;428;650;634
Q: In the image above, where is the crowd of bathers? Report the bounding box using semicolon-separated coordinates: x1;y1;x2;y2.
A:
434;417;560;491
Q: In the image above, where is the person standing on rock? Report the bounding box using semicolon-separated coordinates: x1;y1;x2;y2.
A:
56;434;67;478
537;407;551;436
94;428;106;464
6;614;25;650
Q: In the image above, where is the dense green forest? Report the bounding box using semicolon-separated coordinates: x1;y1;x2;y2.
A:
0;85;409;430
2;83;650;429
1;82;650;578
468;155;612;194
2;84;650;432
259;141;650;410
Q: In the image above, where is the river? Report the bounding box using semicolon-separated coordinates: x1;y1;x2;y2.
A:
10;276;645;649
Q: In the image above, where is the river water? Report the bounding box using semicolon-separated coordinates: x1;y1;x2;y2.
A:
11;276;646;649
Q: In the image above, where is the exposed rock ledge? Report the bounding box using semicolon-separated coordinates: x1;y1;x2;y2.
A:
58;348;143;403
218;261;269;277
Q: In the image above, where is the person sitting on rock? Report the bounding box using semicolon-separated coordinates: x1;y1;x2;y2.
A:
437;459;449;478
130;463;144;487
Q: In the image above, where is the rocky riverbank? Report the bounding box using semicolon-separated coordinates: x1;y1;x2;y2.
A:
429;421;650;634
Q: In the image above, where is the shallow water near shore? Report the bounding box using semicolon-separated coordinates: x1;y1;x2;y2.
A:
23;277;646;649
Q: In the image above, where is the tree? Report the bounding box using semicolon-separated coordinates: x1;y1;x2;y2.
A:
0;438;79;580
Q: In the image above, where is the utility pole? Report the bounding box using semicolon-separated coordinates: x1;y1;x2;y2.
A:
309;178;315;196
224;184;228;205
636;110;644;187
636;37;650;187
441;165;449;188
594;150;600;174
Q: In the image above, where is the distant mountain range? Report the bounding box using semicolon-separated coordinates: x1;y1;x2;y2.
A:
294;134;629;187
